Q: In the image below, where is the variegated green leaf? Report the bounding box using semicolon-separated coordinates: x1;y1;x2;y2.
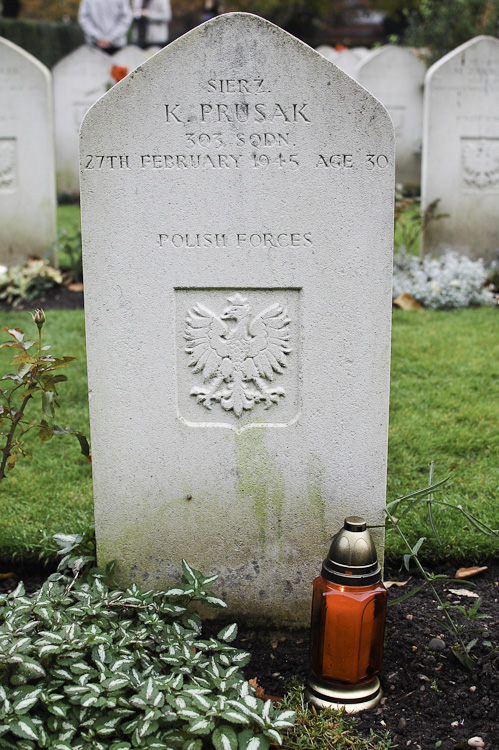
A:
212;724;238;750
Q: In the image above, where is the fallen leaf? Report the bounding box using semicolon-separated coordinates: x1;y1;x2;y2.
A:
0;572;16;580
447;588;480;598
455;566;488;579
393;293;424;310
384;578;412;589
249;677;265;699
270;639;279;649
67;282;84;293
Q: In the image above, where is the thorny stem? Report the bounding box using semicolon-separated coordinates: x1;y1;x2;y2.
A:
0;393;32;481
385;506;469;655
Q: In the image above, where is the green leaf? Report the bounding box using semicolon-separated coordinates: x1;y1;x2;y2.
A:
217;623;238;642
221;710;250;725
12;687;42;713
213;724;238;750
242;735;270;750
181;560;201;584
183;741;203;750
38;423;54;442
263;728;282;745
41;391;55;418
202;595;228;608
412;537;426;556
103;677;129;692
188;717;213;735
9;717;39;741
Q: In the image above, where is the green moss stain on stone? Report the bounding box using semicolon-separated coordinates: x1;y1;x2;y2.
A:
306;455;329;545
236;427;285;552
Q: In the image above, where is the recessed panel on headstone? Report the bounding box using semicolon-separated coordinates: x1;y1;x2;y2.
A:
80;13;394;626
357;45;426;188
422;36;499;263
0;38;56;265
53;45;112;196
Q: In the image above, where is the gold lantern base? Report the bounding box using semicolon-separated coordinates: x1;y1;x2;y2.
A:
305;674;382;714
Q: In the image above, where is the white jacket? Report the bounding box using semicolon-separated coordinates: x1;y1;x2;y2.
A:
132;0;172;46
78;0;132;49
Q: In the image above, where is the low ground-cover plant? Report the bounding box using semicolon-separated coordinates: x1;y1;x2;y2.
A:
0;311;89;480
0;529;295;750
393;247;496;309
0;260;63;308
278;681;394;750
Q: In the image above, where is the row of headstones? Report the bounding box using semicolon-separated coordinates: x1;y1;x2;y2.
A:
0;40;158;266
1;31;499;267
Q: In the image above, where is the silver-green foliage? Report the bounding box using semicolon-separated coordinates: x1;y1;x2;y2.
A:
0;535;295;750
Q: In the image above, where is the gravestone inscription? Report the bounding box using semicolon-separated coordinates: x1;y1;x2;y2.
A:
0;37;56;265
422;36;499;263
80;13;394;626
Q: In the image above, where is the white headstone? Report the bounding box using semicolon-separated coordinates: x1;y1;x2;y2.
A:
357;45;426;187
315;45;338;63
0;38;56;266
53;45;113;196
112;44;152;71
80;13;394;626
333;48;361;79
422;36;499;263
352;47;370;60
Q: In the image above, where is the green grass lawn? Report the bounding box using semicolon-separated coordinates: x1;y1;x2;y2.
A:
0;204;497;566
1;306;497;566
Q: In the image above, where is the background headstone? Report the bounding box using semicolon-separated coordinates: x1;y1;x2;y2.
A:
333;48;361;79
315;45;338;63
422;36;499;263
356;45;426;188
112;44;152;71
53;45;112;197
0;37;56;266
80;13;394;626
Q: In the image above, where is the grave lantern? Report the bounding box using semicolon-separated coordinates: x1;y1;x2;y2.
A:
305;516;387;713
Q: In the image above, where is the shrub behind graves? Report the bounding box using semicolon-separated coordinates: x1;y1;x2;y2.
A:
393;248;496;309
403;0;499;64
0;530;295;750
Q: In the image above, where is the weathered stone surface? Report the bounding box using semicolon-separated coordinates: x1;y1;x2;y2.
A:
80;13;394;626
357;45;426;188
53;45;112;196
0;37;56;265
421;36;499;263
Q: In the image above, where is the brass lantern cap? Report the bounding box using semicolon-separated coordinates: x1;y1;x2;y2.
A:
321;516;381;586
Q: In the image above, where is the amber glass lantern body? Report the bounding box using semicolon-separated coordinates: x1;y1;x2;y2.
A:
309;574;387;685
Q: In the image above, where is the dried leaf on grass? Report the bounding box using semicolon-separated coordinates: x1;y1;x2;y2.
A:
455;566;488;579
393;293;424;310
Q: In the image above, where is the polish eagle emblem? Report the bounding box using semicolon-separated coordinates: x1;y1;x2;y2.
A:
461;138;499;190
184;294;292;417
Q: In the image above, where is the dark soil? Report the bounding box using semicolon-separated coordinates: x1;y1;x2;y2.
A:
2;562;498;750
0;283;84;312
230;563;499;750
